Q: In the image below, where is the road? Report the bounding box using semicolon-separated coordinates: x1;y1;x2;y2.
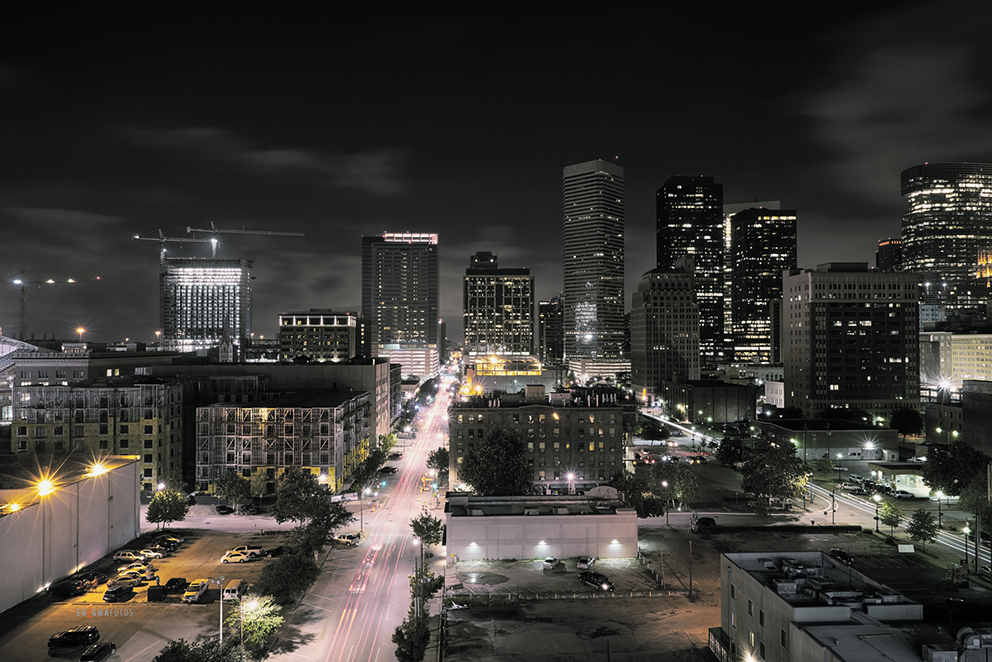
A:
285;390;450;662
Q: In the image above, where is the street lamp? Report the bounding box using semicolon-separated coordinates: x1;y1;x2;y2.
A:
76;327;85;343
662;480;670;526
963;522;971;572
566;472;575;495
210;576;225;642
872;494;882;532
936;491;944;528
836;453;843;482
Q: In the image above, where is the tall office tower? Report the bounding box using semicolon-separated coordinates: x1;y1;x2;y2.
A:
657;176;724;368
728;207;797;364
631;258;700;400
538;293;564;366
361;232;439;377
160;257;253;354
876;238;902;273
901;162;992;307
562;159;625;374
724;201;780;361
463;252;534;357
278;310;359;363
782;263;919;418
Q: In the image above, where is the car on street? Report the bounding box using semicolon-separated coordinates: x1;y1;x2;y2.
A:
828;548;855;566
893;490;915;499
79;642;117;662
692;517;717;532
578;571;615;592
48;626;100;649
850;488;870;496
221;551;252;564
542;556;559;570
183;579;208;603
836;483;855;491
112;550;144;562
831;465;846;472
215;505;234;515
164;577;188;594
378;466;397;474
103;585;134;602
577;556;595;570
388;452;403;460
74;571;109;585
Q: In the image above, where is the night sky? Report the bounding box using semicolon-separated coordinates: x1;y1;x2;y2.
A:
3;4;991;344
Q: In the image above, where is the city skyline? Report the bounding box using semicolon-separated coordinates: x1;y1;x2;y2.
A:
2;5;992;343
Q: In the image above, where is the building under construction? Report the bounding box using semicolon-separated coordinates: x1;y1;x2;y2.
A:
160;257;253;355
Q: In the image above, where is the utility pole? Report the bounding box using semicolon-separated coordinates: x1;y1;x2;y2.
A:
688;540;693;597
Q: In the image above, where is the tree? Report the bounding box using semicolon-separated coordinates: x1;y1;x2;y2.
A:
256;552;321;603
350;446;388;492
649;461;700;511
905;508;938;550
152;636;243;662
813;455;834;477
249;472;268;505
878;498;903;537
272;467;331;525
923;441;988;497
214;470;251;512
410;508;444;550
715;437;743;466
640;421;669;441
426;447;449;486
392;610;430;662
609;472;665;518
740;440;808;503
146;488;190;528
458;428;534;496
224;594;284;647
889;407;923;439
378;432;398;454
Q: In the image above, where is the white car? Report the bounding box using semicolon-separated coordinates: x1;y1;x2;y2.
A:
542;557;559;570
117;568;154;582
893;490;916;499
138;549;164;559
221;551;252;564
117;561;155;575
577;557;596;570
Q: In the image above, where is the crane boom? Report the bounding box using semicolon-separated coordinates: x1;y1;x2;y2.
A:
186;222;305;237
1;270;97;340
133;230;215;259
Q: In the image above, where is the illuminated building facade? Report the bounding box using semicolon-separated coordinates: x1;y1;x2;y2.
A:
538;293;564;366
161;257;253;354
657;176;725;368
278;310;359;363
728;208;797;363
901;162;992;308
463;252;534;357
783;263;919;418
876;238;902;273
562;160;625;367
631;259;700;399
361;232;439;377
195;390;370;494
12;380;185;493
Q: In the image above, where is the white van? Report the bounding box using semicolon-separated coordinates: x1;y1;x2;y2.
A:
222;579;248;601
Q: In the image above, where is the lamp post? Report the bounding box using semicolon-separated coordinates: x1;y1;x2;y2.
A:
211;576;225;642
936;491;944;528
963;523;971;572
566;472;575;496
662;480;670;526
836;453;843;482
872;494;882;532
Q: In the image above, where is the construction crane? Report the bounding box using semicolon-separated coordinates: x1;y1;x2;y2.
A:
132;229;216;262
186;221;305;256
0;271;99;341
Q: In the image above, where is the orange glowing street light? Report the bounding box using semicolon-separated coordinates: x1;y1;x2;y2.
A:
36;478;56;496
75;327;85;343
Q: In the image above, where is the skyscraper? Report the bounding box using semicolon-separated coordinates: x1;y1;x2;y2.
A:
657;176;724;367
160;257;253;354
901;162;992;307
361;232;439;377
562;159;625;374
463;252;534;357
728;207;797;364
631;258;700;399
782;263;919;418
538;294;564;366
876;238;902;273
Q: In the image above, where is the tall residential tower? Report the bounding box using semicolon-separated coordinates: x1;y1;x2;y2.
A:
463;252;534;357
160;257;253;354
562;159;626;377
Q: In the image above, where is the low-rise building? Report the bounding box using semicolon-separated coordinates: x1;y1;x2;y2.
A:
445;494;637;561
755;419;899;464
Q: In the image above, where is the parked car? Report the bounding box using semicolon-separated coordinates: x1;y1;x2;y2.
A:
578;571;615;592
893;490;915;499
156;532;185;543
577;557;596;570
264;546;286;558
48;626;100;649
103;585;134;602
388;452;403;460
164;577;188;594
848;474;865;484
230;545;264;558
118;568;154;583
117;562;155;575
215;505;234;515
107;576;142;590
836;483;856;491
221;551;252;564
828;548;854;566
49;579;93;597
238;504;261;515
139;548;165;559
79;642;117;662
112;550;144;562
73;571;109;586
831;465;847;472
378;466;397;474
980;566;992;580
850;488;870;496
692;517;717;532
183;579;208;603
542;557;559;570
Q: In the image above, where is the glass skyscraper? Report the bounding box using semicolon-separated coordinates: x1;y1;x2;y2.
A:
561;159;625;367
901;162;992;308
